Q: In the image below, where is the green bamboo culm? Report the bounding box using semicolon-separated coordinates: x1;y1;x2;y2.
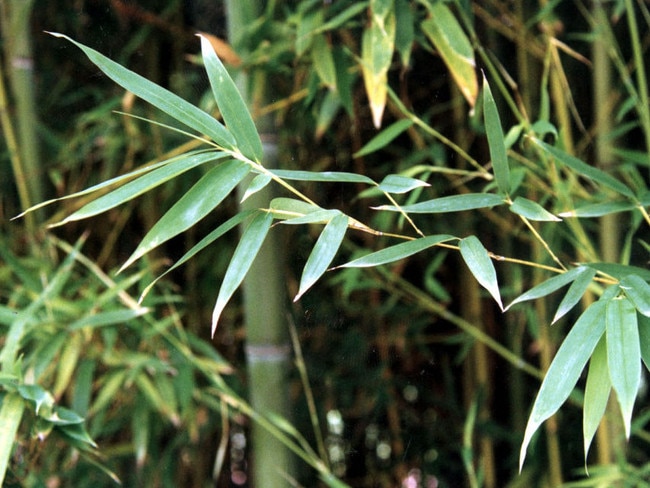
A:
224;1;296;486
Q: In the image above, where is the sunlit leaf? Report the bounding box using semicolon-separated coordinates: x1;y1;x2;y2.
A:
552;267;597;324
510;197;561;222
520;299;607;471
421;5;478;106
120;159;249;271
606;296;640;438
459;236;503;310
375;193;504;213
200;34;263;161
354;119;414;158
339;234;455;268
506;266;586;311
50;33;236;149
483;76;510;194
212;211;274;335
620;274;650;317
295;213;348;301
583;337;610;464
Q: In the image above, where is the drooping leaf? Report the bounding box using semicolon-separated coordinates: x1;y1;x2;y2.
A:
212;211;273;335
638;315;650;373
377;175;430;194
552;267;597;323
0;393;25;486
583;336;611;464
315;90;342;140
121;159;250;271
510;197;561;222
620;274;650;317
55;151;226;226
241;174;272;203
506;266;586;311
559;201;637;218
606;296;640;438
394;0;414;67
375;193;504;213
519;299;607;471
459;236;503;310
339;234;456;268
421;5;478;106
483;76;510;195
354;119;414;158
312;33;337;90
50;33;236;149
200;34;263;162
296;8;322;57
295;213;349;301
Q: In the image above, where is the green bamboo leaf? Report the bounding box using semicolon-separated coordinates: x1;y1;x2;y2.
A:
606;296;640;438
510;197;561;222
269;198;323;220
212;211;273;335
200;35;263;162
339;234;456;268
17;384;54;416
519;299;607;471
583;336;611;464
68;309;149;331
378;175;430;194
506;266;586;311
620;274;650;317
585;262;650;281
121;159;249;271
282;209;340;225
638;315;650;373
559;201;636;218
0;393;25;486
295;213;349;301
315;90;342;140
271;169;375;185
552;267;598;324
421;5;477;106
312;34;337;90
375;193;504;213
459;236;503;310
315;2;368;34
56;151;225;226
241;174;272;203
50;33;236;149
296;8;322;57
533;139;635;199
395;0;414;67
483;76;510;194
354;119;414;158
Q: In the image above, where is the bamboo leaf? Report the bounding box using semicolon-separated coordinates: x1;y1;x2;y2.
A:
378;175;430;194
312;34;337;90
483;76;510;194
638;315;650;373
56;152;226;226
0;393;25;486
519;299;607;471
282;209;340;225
510;197;561;222
459;236;503;310
559;201;636;218
552;267;598;324
394;0;414;67
269;198;323;220
121;159;250;271
375;193;504;213
620;274;650;317
585;262;650;281
50;33;236;149
200;34;263;161
506;266;587;311
68;309;150;331
606;296;640;438
295;213;348;301
583;336;611;464
270;169;375;185
354;119;414;157
212;211;274;335
421;5;478;106
241;174;272;203
339;234;456;268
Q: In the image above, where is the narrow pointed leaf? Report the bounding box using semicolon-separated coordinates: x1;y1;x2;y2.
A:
375;193;504;213
270;169;375;185
282;209;340;225
200;35;263;161
378;175;430;194
638;315;650;373
559;201;636;218
212;211;274;335
0;393;25;486
50;33;236;149
269;198;323;220
483;76;510;194
506;266;586;310
585;262;650;281
583;337;610;464
606;297;640;438
312;34;337;90
57;151;226;225
241;174;272;203
620;274;650;317
459;236;503;310
552;267;597;323
519;300;606;471
295;213;348;301
354;119;414;158
510;197;561;222
121;159;249;271
339;234;455;268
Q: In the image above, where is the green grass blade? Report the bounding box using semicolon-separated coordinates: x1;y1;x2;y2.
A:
120;159;250;271
295;213;348;301
0;393;25;486
552;267;598;324
606;296;640;438
374;193;504;213
199;35;263;161
212;211;274;335
50;32;236;149
583;336;610;465
459;235;503;310
519;299;607;471
339;234;456;268
483;75;510;195
620;274;650;316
